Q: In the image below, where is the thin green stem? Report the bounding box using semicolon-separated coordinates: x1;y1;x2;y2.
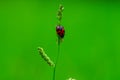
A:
53;4;64;80
53;37;60;80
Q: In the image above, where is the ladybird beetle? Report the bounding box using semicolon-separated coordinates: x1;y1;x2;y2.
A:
56;26;65;38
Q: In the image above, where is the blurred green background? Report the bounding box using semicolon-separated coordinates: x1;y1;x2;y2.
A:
0;0;120;80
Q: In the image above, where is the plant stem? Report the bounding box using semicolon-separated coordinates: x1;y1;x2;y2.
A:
53;37;60;80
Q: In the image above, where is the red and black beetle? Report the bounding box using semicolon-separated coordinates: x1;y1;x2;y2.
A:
56;26;65;38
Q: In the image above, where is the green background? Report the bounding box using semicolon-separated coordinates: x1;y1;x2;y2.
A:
0;0;120;80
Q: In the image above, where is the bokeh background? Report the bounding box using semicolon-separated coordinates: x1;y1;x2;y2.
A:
0;0;120;80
